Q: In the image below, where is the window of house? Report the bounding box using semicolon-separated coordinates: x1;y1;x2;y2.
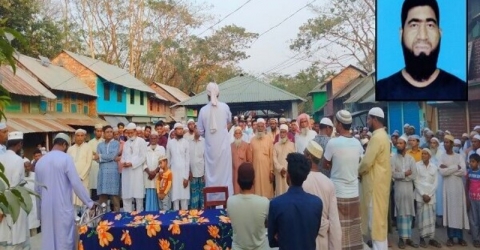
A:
104;82;110;101
56;92;63;112
130;89;135;104
140;92;144;105
117;86;123;102
150;99;153;111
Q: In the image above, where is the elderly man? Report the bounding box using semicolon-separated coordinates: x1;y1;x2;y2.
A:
144;131;165;211
392;136;418;248
313;117;334;177
324;110;364;250
121;123;148;212
359;107;391;250
274;118;295;143
415;148;441;248
0;132;29;249
439;135;469;247
67;129;93;213
295;113;317;154
96;125;121;212
88;124;104;201
250;118;274;199
303;140;342;250
402;124;410;138
231;126;252;194
167;123;191;210
197;82;234;198
273;124;296;196
35;133;94;250
420;130;434;149
407;135;422;162
0;122;7;154
436;130;446;153
267;118;279;143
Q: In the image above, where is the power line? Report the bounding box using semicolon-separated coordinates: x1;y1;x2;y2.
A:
196;0;254;37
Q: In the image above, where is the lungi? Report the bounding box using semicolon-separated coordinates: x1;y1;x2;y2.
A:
417;201;436;238
145;188;159;211
190;177;205;209
397;216;413;239
447;227;464;239
337;196;363;250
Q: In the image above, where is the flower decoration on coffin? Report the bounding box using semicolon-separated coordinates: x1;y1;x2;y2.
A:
114;214;122;221
121;230;132;245
168;223;181;235
159;239;171;250
78;240;84;250
218;216;231;224
204;239;222;250
78;225;88;235
176;209;210;224
208;225;220;239
96;220;114;247
146;219;162;237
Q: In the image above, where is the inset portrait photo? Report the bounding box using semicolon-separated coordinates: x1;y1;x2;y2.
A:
376;0;467;101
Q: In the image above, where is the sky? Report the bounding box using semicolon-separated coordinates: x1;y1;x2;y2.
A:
194;0;323;76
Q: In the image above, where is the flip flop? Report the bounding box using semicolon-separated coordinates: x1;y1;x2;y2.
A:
446;239;454;247
406;239;419;248
473;240;480;248
419;238;427;248
429;239;442;248
459;239;468;247
398;239;406;249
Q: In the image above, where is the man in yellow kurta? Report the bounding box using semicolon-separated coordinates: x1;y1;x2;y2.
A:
88;124;104;200
250;118;274;199
358;107;391;250
68;129;93;211
273;124;295;196
231;126;252;194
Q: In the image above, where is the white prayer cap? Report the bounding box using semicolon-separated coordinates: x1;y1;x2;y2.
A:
136;127;142;131
125;123;137;130
361;138;369;146
422;148;432;156
286;118;292;123
165;125;170;130
454;139;462;145
8;131;23;140
368;107;384;118
113;127;119;132
430;137;440;144
473;134;480;141
279;117;287;124
240;115;245;119
0;122;6;130
150;130;159;136
426;130;434;136
423;127;430;131
23;158;30;163
408;134;420;141
257;118;266;124
306;140;323;159
75;129;87;135
444;134;455;143
187;119;195;124
234;116;238;120
445;130;451;135
335;110;352;124
54;133;71;145
471;131;479;136
354;134;360;139
280;124;289;131
404;123;410;128
391;131;399;136
234;126;242;132
398;135;408;143
320;117;333;127
206;82;220;106
367;132;372;137
173;123;184;129
94;123;103;129
475;125;480;130
462;133;469;138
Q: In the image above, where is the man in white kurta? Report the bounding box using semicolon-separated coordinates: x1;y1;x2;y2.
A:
144;131;165;211
0;132;29;249
197;82;233;198
121;123;148;212
439;135;469;246
35;133;94;250
67;129;93;210
167;123;191;210
295;113;317;154
88;124;104;200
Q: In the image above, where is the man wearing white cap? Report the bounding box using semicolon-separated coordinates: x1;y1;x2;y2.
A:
0;132;29;249
67;129;93;213
267;118;279;143
184;119;196;141
144;130;165;211
313;117;334;177
188;126;205;209
303;140;341;250
295;113;317;154
35;133;94;250
391;135;418;248
323;110;364;250
274;118;295;144
250;118;274;199
120;123;148;212
197;82;234;198
0;122;7;154
467;134;480;168
231;126;252;194
273;124;295;196
407;135;422;162
359;107;391;250
88;124;104;201
475;126;480;134
167;123;191;210
439;135;469;247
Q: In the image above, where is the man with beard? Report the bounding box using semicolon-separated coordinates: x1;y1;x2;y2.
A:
250;118;274;199
231;126;252;194
313;117;334;177
273;124;296;196
167;123;190;210
35;133;95;250
267;118;279;143
295;113;317;154
376;0;466;101
184;119;196;141
439;135;469;247
88;124;104;201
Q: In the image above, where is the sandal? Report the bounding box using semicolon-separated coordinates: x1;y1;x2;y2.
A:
473;240;480;248
446;238;454;247
459;239;468;246
406;239;419;248
419;238;427;248
429;239;442;248
398;239;406;249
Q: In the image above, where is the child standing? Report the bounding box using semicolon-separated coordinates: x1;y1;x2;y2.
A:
24;159;40;236
467;153;480;248
156;156;172;211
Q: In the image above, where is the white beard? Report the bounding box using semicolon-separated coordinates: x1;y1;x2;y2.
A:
301;128;309;136
280;137;288;144
234;139;242;147
256;132;265;139
129;136;136;142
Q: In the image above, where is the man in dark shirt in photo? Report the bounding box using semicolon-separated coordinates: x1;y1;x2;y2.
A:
376;0;466;101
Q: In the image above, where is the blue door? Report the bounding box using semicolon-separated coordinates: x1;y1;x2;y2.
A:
387;102;421;135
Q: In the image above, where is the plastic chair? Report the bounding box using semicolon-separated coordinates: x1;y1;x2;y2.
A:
203;186;229;209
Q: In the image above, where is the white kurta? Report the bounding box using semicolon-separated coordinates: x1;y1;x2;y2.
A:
88;137;104;190
189;137;205;178
67;142;93;206
167;138;190;201
414;161;438;203
121;137;147;199
0;150;29;245
295;130;317;153
144;145;165;189
197;102;233;197
25;172;40;229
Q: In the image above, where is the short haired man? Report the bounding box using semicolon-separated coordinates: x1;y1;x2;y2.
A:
376;0;466;101
312;117;334;177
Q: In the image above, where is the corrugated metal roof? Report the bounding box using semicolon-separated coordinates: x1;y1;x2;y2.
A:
154;93;169;102
175;75;306;107
47;113;107;127
64;50;155;94
360;91;376;103
344;74;375;104
5;113;75;133
155;82;190;102
16;54;97;97
0;66;56;99
332;76;366;99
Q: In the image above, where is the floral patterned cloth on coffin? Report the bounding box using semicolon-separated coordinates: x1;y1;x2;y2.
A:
78;209;232;250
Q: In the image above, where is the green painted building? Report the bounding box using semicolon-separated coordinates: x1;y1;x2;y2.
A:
308;85;327;122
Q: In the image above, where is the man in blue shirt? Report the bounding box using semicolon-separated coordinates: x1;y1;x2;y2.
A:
268;152;323;250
